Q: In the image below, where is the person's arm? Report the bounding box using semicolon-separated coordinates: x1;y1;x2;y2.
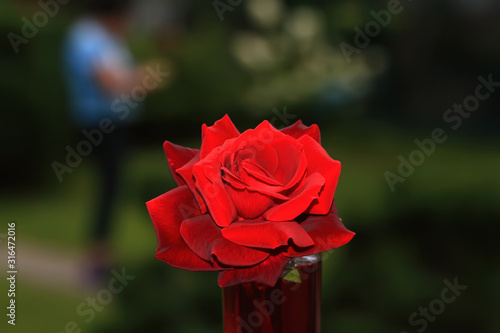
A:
94;64;146;96
94;59;170;97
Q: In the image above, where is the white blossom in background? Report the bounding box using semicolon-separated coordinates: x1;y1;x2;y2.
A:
230;4;390;112
246;0;284;29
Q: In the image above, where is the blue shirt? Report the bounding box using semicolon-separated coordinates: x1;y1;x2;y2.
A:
63;18;135;128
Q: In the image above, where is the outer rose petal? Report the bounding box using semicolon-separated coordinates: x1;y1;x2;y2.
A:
263;172;325;222
222;220;314;249
163;141;199;186
218;254;290;288
180;215;269;267
251;120;287;143
299;135;341;215
193;148;238;227
286;202;355;257
146;186;219;271
176;155;207;213
200;114;240;159
280;120;321;144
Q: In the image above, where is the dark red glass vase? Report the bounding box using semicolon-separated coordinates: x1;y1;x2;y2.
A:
223;254;322;333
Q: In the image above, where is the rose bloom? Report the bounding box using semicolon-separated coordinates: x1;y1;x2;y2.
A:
147;115;354;287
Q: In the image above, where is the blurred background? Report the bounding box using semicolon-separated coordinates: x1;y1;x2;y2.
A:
0;0;499;332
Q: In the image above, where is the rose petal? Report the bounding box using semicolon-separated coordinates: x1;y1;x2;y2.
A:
146;186;219;271
281;120;321;144
200;114;240;159
222;168;289;201
225;186;275;219
220;139;280;186
251;120;284;143
242;160;282;186
221;167;248;188
193;153;237;227
286;202;355;257
272;138;307;192
232;121;291;157
176;155;207;213
214;123;295;199
252;141;279;176
223;139;279;180
222;220;314;249
263;172;325;221
163;141;199;186
217;254;290;287
180;215;270;267
221;137;304;199
299;135;341;215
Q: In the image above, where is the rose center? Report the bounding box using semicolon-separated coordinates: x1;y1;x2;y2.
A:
231;148;255;176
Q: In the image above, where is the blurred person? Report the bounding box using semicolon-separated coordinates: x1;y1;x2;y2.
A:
62;0;166;284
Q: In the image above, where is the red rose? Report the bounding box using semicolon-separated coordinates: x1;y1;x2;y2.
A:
147;115;354;287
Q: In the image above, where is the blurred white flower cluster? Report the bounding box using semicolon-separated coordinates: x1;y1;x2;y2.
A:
230;0;389;113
